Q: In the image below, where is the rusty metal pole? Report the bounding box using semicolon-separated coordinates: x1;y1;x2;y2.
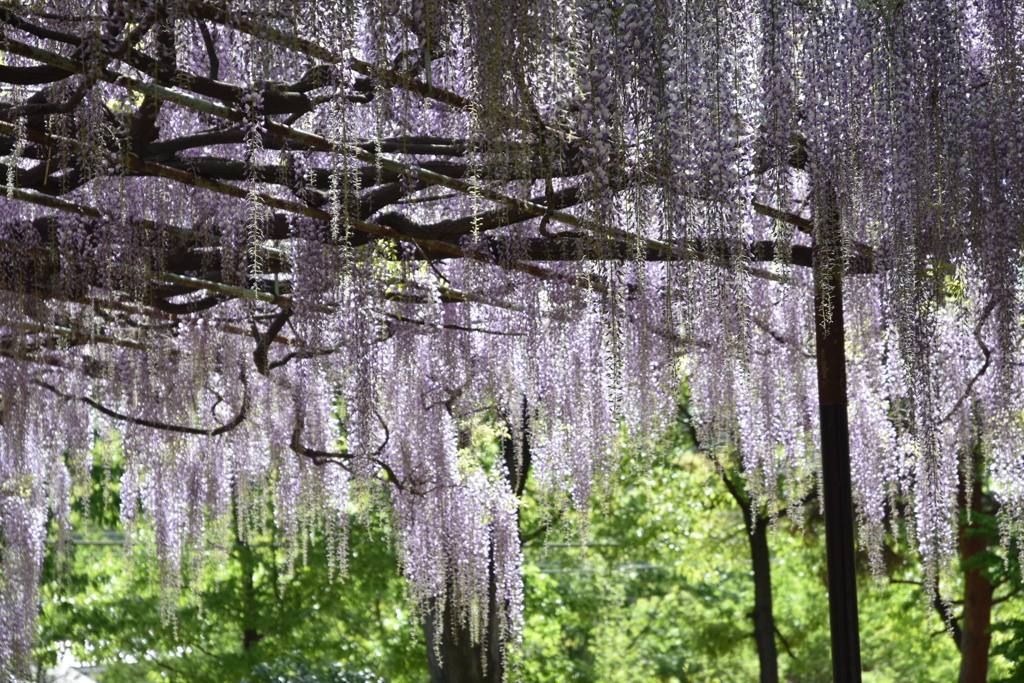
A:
812;194;862;683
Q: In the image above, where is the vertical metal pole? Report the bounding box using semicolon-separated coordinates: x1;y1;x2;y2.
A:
813;197;862;683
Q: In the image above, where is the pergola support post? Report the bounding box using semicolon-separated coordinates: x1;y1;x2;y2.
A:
812;194;862;683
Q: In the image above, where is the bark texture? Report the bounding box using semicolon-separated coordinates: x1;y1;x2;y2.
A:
958;471;994;683
749;514;780;683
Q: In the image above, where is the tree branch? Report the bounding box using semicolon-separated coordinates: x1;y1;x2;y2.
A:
35;373;249;437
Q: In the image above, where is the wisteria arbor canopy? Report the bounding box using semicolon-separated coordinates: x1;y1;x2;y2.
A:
1;0;1023;676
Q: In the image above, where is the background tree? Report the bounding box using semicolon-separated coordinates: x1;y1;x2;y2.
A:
46;417;1012;682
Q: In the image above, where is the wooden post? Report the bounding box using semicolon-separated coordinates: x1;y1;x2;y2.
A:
812;193;862;683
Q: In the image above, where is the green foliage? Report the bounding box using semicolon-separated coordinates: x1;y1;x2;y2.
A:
246;659;386;683
515;434;964;682
993;619;1024;683
39;511;428;682
38;426;1023;682
37;442;425;682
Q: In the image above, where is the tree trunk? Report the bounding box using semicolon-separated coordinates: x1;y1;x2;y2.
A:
719;470;781;683
239;540;262;652
423;404;531;683
232;497;263;653
958;470;993;683
424;589;504;683
749;514;780;683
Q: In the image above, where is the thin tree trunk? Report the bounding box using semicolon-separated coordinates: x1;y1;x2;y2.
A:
721;471;780;683
958;470;993;683
238;539;262;652
750;514;780;683
231;496;263;653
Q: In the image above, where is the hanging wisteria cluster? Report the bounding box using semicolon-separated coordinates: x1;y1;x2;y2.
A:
1;0;1023;677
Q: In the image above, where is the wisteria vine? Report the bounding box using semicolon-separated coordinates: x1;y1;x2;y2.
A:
1;0;1023;677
